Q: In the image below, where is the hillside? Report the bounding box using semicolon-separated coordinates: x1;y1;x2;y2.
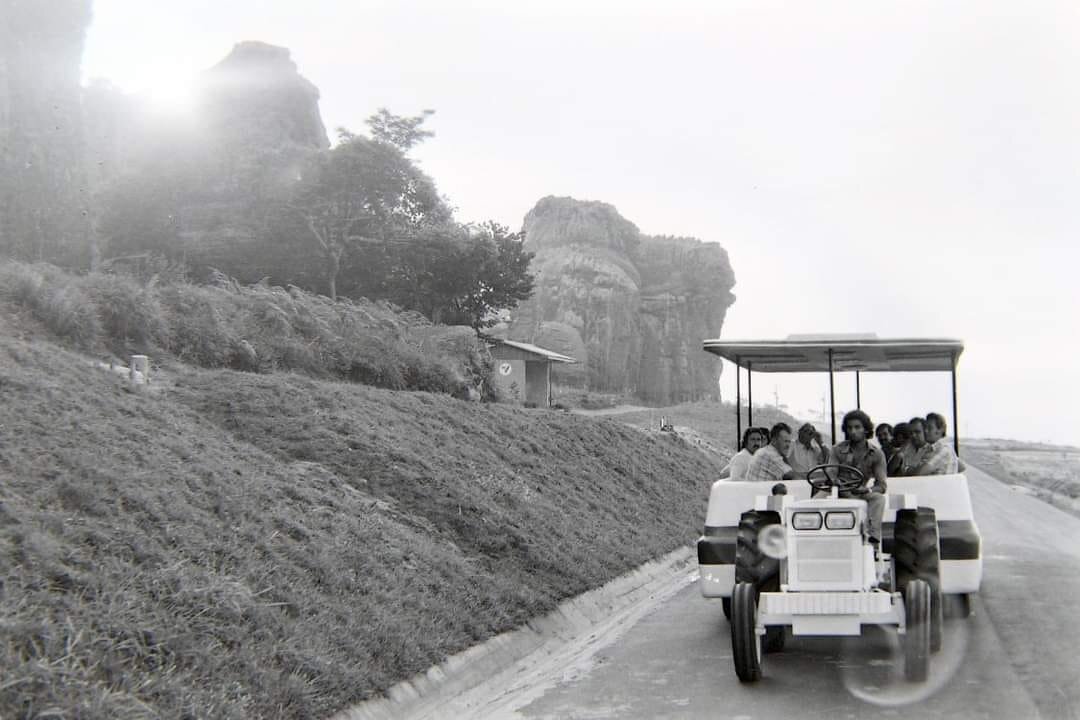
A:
962;438;1080;518
0;316;721;718
606;400;805;465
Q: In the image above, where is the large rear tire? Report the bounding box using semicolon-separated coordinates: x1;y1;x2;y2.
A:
904;579;931;682
894;507;944;652
731;581;762;682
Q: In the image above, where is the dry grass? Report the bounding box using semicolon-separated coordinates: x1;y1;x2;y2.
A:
611;400;803;458
963;439;1080;517
0;318;721;718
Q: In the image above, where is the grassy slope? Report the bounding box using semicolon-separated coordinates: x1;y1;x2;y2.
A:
0;318;721;719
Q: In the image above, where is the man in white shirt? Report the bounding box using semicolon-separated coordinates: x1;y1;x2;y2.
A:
786;422;829;479
914;412;966;475
719;427;766;481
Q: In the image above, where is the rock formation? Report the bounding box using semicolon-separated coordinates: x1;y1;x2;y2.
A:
0;0;94;265
88;41;330;277
507;196;735;404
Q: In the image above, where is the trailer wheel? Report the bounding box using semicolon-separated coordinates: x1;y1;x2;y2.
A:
736;510;781;593
894;507;943;652
731;581;762;682
904;579;931;682
943;593;971;619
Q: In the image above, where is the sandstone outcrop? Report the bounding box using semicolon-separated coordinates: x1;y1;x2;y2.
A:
507;197;735;404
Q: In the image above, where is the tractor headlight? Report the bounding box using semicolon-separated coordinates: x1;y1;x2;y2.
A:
825;511;856;530
792;512;823;530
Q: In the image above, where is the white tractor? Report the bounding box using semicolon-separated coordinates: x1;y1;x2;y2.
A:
695;335;983;682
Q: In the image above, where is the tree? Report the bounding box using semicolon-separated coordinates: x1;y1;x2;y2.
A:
449;222;536;337
383;221;535;335
288;129;450;300
365;108;436;152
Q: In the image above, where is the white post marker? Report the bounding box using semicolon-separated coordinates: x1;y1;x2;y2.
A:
130;355;150;384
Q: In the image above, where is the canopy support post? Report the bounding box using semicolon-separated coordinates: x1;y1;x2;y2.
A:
951;351;960;456
855;371;861;409
828;349;836;444
747;362;754;427
735;358;741;449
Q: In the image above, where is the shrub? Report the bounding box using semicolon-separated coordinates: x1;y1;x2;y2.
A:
0;259;499;399
158;285;235;368
82;273;168;353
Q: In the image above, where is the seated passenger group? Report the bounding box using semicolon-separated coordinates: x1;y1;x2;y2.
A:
723;411;961;483
722;411;962;555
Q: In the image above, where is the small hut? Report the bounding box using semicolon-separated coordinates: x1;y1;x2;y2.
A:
489;339;576;407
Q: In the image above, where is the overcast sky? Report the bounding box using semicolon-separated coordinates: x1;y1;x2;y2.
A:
83;0;1080;445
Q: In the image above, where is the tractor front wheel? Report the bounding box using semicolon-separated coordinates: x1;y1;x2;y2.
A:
904;579;931;682
894;507;944;652
731;581;762;682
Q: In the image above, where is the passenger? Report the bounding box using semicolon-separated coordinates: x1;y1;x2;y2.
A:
888;422;910;476
913;412;966;475
827;410;887;553
786;422;830;478
875;422;902;477
898;417;931;475
719;427;766;481
745;422;797;483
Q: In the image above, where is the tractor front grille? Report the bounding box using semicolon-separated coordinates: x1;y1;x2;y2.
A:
793;537;859;587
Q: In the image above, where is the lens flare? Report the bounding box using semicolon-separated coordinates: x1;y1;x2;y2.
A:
839;617;971;706
759;525;788;559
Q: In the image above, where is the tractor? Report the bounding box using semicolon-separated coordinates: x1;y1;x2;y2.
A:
695;335;982;682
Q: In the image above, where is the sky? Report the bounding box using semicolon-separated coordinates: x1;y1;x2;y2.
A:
82;0;1080;445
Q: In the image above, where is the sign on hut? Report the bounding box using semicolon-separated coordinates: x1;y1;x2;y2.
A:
489;340;576;407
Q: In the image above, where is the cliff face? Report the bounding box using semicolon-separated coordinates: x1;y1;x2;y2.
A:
0;0;93;265
508;197;735;404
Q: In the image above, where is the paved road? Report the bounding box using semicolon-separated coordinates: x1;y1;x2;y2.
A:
485;465;1080;719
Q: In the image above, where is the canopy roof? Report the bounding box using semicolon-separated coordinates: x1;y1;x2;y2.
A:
493;339;577;363
702;333;963;373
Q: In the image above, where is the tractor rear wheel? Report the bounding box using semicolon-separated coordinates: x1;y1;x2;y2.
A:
894;507;944;652
904;579;931;682
731;581;762;682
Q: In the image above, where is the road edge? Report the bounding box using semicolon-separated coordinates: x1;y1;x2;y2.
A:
331;545;696;720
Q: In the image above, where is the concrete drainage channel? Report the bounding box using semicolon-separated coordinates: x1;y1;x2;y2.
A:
333;546;697;720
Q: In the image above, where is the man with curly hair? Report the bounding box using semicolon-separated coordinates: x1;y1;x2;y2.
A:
828;410;888;553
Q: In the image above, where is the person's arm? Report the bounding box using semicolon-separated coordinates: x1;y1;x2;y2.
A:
814;435;830;464
718;461;732;479
871;449;888;491
915;445;945;476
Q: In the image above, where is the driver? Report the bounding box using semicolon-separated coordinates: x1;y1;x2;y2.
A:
827;410;887;554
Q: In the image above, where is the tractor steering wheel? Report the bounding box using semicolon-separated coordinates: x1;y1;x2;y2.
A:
806;464;867;494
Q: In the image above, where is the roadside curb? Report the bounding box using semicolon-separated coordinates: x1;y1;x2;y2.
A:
332;545;696;720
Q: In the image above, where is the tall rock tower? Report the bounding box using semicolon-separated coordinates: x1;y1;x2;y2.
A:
0;0;94;265
509;196;736;404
